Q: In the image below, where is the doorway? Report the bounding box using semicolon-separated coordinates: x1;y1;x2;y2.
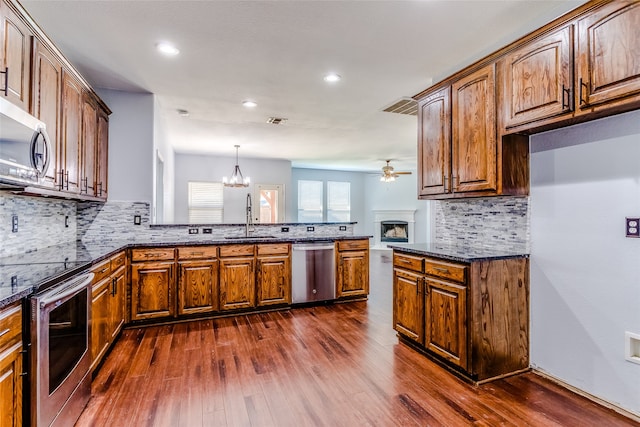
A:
253;184;285;223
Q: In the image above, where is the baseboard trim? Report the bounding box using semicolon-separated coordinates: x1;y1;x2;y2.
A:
532;368;640;423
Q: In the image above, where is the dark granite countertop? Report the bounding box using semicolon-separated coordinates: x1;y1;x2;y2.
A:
387;242;529;263
0;235;371;308
150;222;357;228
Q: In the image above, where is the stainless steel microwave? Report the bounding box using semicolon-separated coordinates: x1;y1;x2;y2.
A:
0;96;51;187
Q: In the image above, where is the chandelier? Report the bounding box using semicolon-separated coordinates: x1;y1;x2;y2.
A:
222;145;250;187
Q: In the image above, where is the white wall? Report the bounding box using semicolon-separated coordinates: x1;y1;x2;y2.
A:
96;89;154;202
153;98;175;222
530;109;640;416
291;168;367;235
174;153;292;223
364;172;430;243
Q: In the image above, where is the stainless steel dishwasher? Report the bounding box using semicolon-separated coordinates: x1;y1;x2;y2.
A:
292;241;335;303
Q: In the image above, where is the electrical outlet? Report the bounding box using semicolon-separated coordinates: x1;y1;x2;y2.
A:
65;215;69;228
11;276;17;291
626;217;639;238
202;228;212;234
188;228;199;234
306;226;314;232
281;227;289;232
134;215;141;225
339;225;347;231
11;215;18;233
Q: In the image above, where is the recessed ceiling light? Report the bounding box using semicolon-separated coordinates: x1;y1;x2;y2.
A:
156;42;180;56
242;100;257;108
176;109;189;117
324;73;341;83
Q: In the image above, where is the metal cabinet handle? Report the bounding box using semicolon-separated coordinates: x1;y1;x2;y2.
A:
433;267;450;273
190;252;204;256
0;328;9;338
58;169;65;190
81;177;88;194
562;84;571;110
1;67;7;96
97;182;103;196
112;277;117;296
579;78;588;106
65;171;69;190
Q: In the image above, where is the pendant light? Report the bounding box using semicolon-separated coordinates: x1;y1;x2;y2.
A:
223;145;250;187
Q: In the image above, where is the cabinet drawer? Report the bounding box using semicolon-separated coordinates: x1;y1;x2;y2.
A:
91;259;111;282
131;248;175;262
393;253;424;273
219;244;254;257
0;303;22;351
337;239;369;251
257;243;290;256
424;258;466;283
177;246;218;260
110;252;126;270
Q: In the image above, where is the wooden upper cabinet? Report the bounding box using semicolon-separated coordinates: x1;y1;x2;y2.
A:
0;0;31;111
501;25;573;129
32;39;62;188
417;87;451;196
96;107;109;199
577;1;640;112
451;64;497;193
81;92;97;196
60;70;83;193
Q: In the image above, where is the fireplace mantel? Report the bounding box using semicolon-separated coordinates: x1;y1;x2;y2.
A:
372;210;416;249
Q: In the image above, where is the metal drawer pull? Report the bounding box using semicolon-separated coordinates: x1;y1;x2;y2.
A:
1;67;7;96
190;252;204;256
100;267;109;273
433;267;450;273
0;328;9;338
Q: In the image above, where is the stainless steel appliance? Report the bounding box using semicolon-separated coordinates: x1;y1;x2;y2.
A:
30;272;93;427
292;242;335;303
0;96;51;187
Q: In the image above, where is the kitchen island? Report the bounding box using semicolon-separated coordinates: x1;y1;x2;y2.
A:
389;242;529;383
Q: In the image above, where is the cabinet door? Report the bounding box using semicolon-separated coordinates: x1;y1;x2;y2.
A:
91;276;111;370
178;259;218;315
131;261;175;321
32;40;62;188
110;266;126;340
577;1;640;111
424;278;467;370
96;108;109;199
502;25;573;129
336;250;369;298
0;341;22;427
257;255;291;306
417;87;451;196
0;0;31;110
60;70;82;193
81;93;97;196
393;268;424;343
452;64;497;193
219;257;255;311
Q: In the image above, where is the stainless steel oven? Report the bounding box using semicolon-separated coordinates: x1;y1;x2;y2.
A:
30;272;93;427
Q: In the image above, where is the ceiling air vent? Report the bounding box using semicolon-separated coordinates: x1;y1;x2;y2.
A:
382;98;418;116
267;117;287;125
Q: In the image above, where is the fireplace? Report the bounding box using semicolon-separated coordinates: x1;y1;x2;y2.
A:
381;221;409;243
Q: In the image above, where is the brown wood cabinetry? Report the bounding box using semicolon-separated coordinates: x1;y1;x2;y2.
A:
417;87;450;196
177;246;218;316
130;248;175;321
0;0;31;111
219;245;255;311
59;70;83;193
392;250;529;382
256;244;291;307
576;1;640;113
500;25;573;129
31;39;62;188
336;239;369;299
0;302;23;427
81;92;97;196
96;107;109;199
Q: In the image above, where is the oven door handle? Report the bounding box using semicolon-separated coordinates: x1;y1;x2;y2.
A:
39;273;94;308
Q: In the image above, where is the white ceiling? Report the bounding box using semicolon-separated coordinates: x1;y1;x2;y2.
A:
21;0;585;172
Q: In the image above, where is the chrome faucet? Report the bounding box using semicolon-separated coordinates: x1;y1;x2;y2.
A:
245;193;254;237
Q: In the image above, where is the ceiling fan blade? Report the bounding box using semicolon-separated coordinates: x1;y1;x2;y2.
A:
395;171;412;175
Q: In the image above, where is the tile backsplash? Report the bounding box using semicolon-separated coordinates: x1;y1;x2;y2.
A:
434;196;530;250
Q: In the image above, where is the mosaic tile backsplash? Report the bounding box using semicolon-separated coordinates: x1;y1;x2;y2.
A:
434;196;530;251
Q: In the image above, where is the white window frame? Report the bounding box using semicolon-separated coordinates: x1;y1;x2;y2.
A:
188;181;224;223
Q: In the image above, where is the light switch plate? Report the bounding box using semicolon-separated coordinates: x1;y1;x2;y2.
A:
625;217;639;238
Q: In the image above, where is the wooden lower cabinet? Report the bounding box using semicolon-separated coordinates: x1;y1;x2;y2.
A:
336;239;370;299
91;275;111;370
219;257;255;311
178;259;218;315
392;250;529;382
256;243;291;307
0;302;22;427
110;265;126;340
131;261;175;321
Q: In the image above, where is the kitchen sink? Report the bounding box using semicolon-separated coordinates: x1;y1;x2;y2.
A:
224;235;276;239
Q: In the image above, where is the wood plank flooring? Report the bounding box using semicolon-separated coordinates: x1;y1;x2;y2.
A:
77;251;638;427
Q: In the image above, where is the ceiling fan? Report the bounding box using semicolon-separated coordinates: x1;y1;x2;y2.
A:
380;160;412;182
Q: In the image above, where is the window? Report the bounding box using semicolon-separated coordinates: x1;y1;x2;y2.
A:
188;181;223;223
297;180;323;222
297;180;351;222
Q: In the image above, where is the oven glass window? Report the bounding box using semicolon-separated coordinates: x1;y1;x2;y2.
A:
48;288;88;394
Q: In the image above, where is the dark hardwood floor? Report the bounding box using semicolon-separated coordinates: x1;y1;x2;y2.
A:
77;250;638;426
